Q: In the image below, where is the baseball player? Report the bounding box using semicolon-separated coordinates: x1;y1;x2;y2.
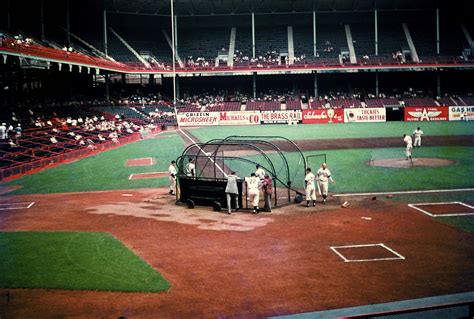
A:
186;158;195;178
413;127;423;147
168;160;177;195
225;171;240;214
255;164;266;181
316;163;335;203
305;168;317;207
403;134;413;160
245;173;260;214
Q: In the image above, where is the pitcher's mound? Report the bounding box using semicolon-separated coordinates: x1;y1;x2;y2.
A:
370;158;455;168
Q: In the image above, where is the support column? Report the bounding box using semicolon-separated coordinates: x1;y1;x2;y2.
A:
40;0;45;41
176;75;180;100
313;72;318;98
437;72;441;97
171;0;176;106
66;0;70;45
174;15;178;53
105;73;110;101
313;11;317;57
374;9;378;56
253;72;256;99
252;12;256;59
436;8;440;55
103;10;108;56
7;0;11;29
375;71;379;96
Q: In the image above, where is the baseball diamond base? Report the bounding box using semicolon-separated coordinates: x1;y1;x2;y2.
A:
369;158;455;168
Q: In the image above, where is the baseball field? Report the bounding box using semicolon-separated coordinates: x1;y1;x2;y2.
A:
0;121;473;318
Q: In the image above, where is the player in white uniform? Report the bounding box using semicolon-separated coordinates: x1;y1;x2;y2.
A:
245;173;260;214
316;163;335;203
403;134;413;160
413;127;423;147
305;168;317;207
168;160;177;195
186;158;195;178
255;164;266;181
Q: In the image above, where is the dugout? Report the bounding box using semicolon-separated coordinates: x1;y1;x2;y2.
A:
176;136;307;210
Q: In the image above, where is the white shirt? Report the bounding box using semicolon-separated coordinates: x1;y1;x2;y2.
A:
305;172;315;186
255;167;265;180
317;168;333;182
413;129;423;138
245;176;260;191
186;162;195;176
404;135;413;146
168;164;177;176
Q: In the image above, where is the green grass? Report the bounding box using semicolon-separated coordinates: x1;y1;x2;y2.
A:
2;134;184;195
251;146;474;192
190;121;474;141
0;232;170;292
437;216;474;234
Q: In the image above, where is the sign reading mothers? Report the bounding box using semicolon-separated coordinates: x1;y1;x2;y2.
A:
343;108;386;123
177;112;219;126
448;106;474;121
404;107;448;121
261;111;302;124
218;111;261;125
302;109;344;124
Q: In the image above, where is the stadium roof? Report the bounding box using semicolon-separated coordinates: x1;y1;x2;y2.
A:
103;0;452;16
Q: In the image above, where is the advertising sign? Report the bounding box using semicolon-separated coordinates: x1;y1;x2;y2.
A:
301;109;345;124
261;110;302;124
343;108;386;123
218;111;261;125
404;107;448;122
177;112;219;126
448;106;474;121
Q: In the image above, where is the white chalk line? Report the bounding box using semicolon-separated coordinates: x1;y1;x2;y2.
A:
179;128;226;175
330;243;405;263
334;188;474;197
128;172;167;180
408;201;474;217
0;201;35;210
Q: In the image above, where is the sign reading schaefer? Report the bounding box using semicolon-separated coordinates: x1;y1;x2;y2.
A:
344;108;386;123
404;106;448;121
219;111;261;125
261;110;302;124
177;112;219;126
302;108;344;124
448;106;474;121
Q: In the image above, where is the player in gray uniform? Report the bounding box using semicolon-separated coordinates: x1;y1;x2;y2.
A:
225;171;240;214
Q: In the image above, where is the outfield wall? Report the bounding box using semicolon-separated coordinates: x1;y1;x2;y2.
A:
177;106;473;126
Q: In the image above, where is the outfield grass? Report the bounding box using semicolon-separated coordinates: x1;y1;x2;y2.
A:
2;134;184;195
255;146;474;192
190;121;474;141
0;232;170;292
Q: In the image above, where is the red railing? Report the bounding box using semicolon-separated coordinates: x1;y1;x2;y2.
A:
0;132;142;182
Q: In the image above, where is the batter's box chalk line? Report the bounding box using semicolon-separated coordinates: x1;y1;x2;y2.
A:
330;243;405;263
408;201;474;217
0;201;35;210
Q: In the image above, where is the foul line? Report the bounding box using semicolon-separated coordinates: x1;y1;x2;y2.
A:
334;188;474;197
408;201;474;217
178;128;226;175
0;201;35;210
330;243;405;263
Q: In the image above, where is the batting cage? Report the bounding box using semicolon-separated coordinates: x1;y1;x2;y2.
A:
175;136;307;210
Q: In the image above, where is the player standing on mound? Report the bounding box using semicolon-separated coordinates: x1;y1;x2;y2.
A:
316;163;335;203
403;134;413;160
